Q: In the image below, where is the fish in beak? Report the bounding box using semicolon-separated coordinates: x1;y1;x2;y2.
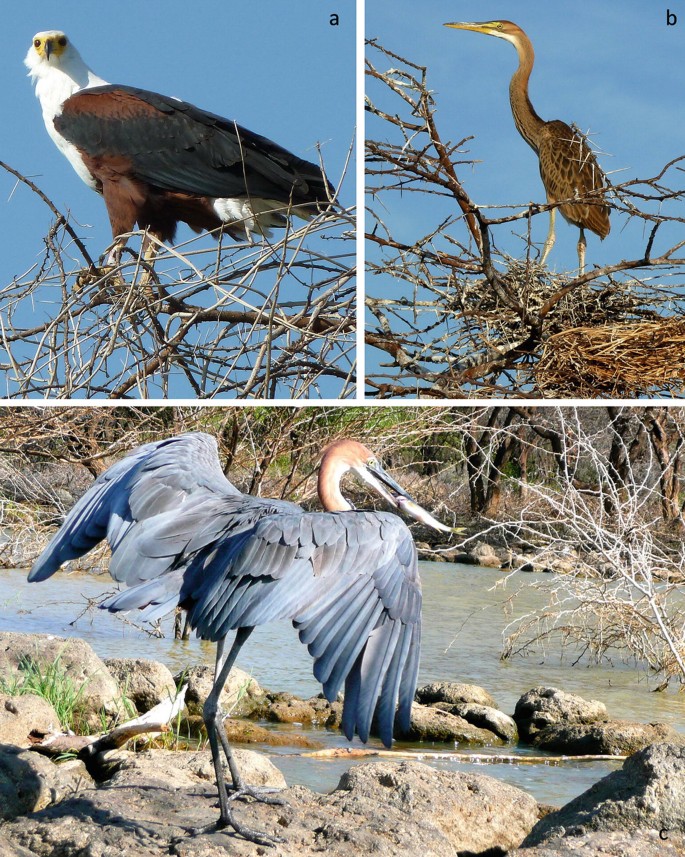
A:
357;460;463;534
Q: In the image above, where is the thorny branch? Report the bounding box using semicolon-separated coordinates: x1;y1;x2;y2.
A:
365;42;685;399
1;158;355;400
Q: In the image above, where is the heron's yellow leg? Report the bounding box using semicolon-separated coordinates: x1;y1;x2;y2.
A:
540;207;556;266
577;227;587;275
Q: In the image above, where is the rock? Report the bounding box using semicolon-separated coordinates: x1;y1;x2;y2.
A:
104;657;177;714
335;762;537;853
510;829;685;856
416;681;497;708
469;540;504;568
514;687;607;741
401;702;504;745
0;694;61;747
0;833;36;857
0;744;92;821
305;694;343;729
514;687;683;755
443;702;518;743
1;759;538;856
0;632;124;730
260;692;343;730
107;747;287;790
179;664;265;719
530;719;685;756
522;743;685;847
263;692;319;724
223;718;321;748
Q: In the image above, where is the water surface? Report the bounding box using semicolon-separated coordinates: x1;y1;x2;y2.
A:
2;562;682;805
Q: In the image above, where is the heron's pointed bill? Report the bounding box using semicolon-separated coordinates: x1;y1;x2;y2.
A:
443;21;503;36
358;460;462;535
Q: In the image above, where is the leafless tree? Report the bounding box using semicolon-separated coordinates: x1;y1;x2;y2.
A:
3;405;685;682
366;42;685;398
455;407;685;683
1;158;355;399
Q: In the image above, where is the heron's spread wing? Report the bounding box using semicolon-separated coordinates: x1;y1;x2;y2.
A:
29;436;422;748
538;120;610;239
28;433;239;583
112;508;422;748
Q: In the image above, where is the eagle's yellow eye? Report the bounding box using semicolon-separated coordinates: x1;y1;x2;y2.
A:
58;36;67;47
34;38;41;48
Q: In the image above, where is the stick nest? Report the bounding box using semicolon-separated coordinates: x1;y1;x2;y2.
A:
536;317;685;397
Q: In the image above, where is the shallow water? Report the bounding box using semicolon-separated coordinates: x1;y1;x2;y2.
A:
2;562;682;805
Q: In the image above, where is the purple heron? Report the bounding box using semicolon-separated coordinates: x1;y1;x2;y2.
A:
444;20;610;272
28;432;456;845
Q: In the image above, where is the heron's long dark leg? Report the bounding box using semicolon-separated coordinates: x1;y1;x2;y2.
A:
197;627;284;845
540;206;556;266
577;227;587;274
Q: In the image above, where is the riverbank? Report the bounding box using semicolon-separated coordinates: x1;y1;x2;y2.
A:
1;633;685;856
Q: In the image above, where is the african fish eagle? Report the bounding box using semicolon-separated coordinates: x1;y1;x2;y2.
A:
25;31;332;265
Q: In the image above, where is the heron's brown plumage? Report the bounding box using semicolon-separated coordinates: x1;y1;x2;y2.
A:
445;19;610;268
538;121;610;239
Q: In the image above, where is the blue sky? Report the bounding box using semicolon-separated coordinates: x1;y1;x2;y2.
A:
366;0;684;272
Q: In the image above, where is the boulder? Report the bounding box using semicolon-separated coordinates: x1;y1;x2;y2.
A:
529;719;685;756
223;718;321;748
259;692;342;729
510;829;685;856
0;759;538;856
178;664;265;719
401;702;504;745
107;747;287;790
523;743;685;847
104;657;177;713
514;687;684;755
263;692;320;724
0;694;61;747
0;744;92;821
442;702;518;743
469;541;504;568
416;681;497;709
0;633;123;730
514;687;607;741
0;833;36;857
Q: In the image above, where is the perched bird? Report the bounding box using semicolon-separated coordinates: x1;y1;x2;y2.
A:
444;20;610;272
25;31;332;271
28;432;456;844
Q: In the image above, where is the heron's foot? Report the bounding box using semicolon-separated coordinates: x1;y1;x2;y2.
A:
186;809;285;847
227;784;286;807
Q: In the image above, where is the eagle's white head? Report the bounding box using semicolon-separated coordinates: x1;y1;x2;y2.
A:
25;31;108;118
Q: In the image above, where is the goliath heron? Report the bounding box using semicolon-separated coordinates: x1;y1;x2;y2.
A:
28;433;456;844
444;20;610;272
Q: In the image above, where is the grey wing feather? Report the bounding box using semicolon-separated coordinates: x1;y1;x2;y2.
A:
30;435;422;749
105;508;423;746
28;433;237;583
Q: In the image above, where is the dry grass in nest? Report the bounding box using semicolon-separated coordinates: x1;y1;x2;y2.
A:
536;317;685;397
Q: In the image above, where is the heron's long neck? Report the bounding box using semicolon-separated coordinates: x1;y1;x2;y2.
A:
317;460;353;512
508;33;545;153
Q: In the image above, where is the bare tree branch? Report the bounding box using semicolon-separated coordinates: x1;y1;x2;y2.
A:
1;157;355;399
365;42;685;398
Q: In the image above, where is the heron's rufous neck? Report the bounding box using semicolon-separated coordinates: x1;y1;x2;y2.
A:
507;29;545;154
317;455;353;512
